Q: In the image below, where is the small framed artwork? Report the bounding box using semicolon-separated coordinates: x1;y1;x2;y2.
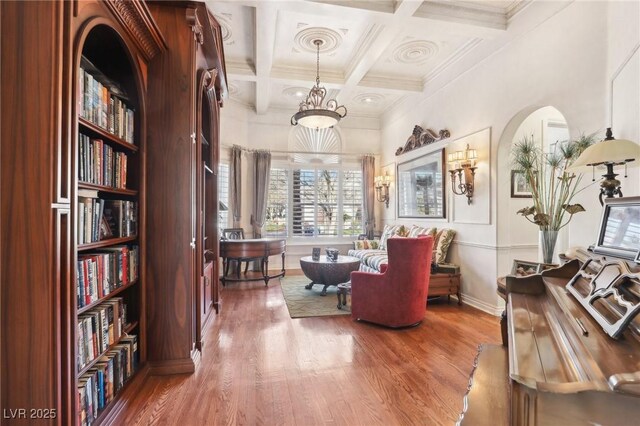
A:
511;259;539;277
511;259;556;277
311;247;321;261
510;170;532;198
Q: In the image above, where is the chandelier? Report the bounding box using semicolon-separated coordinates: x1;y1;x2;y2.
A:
291;39;347;129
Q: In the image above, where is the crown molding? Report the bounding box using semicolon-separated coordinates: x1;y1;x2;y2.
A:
414;1;509;31
359;75;423;93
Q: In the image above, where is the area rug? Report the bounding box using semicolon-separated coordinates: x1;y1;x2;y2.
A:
279;276;351;318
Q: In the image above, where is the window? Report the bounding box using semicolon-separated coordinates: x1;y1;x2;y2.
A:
342;170;363;237
265;166;363;238
265;168;288;238
218;163;229;229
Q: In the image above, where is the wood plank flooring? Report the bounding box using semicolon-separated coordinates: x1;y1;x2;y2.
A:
119;276;501;426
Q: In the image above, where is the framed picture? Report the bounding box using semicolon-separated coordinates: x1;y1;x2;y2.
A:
311;247;321;261
593;196;640;260
511;259;556;277
511;260;539;277
397;148;446;218
510;170;532;198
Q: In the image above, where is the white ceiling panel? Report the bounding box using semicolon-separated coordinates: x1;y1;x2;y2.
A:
206;0;541;121
208;2;255;68
227;80;255;108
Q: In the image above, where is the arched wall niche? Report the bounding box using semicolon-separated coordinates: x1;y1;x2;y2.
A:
496;106;571;274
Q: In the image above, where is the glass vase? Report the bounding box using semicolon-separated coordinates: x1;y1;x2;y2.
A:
539;230;559;264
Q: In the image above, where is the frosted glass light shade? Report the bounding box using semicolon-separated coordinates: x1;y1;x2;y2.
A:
294;110;340;129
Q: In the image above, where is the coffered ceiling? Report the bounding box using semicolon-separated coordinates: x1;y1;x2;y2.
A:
206;0;533;119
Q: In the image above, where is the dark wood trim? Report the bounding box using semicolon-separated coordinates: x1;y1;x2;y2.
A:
103;0;168;61
147;358;196;375
77;279;139;314
77;235;138;251
79;117;139;152
78;181;138;196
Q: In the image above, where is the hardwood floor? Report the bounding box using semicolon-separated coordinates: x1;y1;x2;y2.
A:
120;276;501;425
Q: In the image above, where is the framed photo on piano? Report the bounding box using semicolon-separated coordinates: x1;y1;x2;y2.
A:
593;196;640;260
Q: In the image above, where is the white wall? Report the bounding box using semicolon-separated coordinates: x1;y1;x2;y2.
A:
378;0;639;315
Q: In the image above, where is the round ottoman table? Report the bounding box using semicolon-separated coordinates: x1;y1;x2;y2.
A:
299;255;361;296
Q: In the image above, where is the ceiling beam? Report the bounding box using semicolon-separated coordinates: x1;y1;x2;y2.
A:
337;0;424;101
254;2;277;114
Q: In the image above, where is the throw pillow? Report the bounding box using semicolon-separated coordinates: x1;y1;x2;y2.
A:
433;228;456;264
353;239;380;250
408;225;437;238
379;224;399;250
395;225;410;237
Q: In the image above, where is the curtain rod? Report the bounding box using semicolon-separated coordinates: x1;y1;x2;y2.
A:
222;144;375;157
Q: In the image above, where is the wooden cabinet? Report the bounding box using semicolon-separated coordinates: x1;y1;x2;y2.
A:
145;1;226;372
428;273;462;303
1;0;165;423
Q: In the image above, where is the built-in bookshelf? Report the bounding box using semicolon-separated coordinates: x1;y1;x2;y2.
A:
74;25;145;426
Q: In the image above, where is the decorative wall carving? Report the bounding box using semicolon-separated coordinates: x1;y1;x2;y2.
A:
186;7;204;45
104;0;167;60
396;125;451;156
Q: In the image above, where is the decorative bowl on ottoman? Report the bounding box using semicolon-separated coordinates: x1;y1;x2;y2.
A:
325;248;339;262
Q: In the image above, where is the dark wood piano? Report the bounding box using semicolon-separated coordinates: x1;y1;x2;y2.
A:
458;247;640;425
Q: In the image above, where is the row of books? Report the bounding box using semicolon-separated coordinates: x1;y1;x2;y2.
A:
78;334;138;426
79;133;128;189
77;245;139;309
77;298;128;370
79;62;135;144
78;192;137;244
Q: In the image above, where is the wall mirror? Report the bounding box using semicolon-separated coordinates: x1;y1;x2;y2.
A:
397;149;445;218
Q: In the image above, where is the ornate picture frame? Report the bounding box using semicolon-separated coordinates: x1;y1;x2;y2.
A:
397;149;446;219
510;170;532;198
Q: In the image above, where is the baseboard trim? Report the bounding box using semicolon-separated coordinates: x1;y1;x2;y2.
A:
459;293;503;317
147;357;195;375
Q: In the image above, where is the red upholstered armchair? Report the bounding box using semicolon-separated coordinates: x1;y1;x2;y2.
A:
350;236;434;328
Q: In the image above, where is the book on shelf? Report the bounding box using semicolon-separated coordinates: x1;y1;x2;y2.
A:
77;298;127;370
78;196;137;245
77;333;138;426
103;200;137;238
79;57;135;144
76;245;139;309
78;132;129;189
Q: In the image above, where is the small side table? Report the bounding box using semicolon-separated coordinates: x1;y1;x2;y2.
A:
337;282;351;309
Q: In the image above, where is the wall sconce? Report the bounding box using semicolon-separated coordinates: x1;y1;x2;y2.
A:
448;144;477;205
375;173;391;208
569;128;639;205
